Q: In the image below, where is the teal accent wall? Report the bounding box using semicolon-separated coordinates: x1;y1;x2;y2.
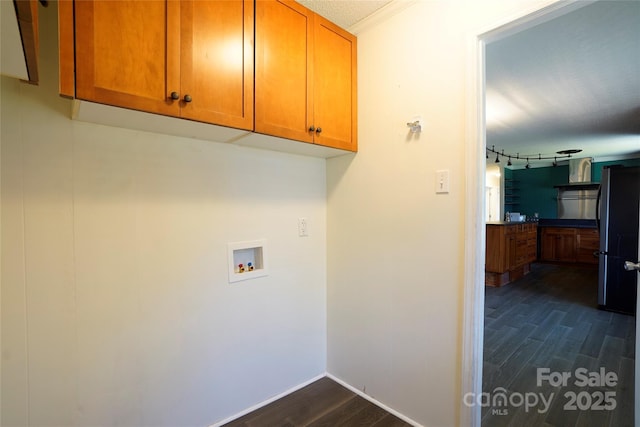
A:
509;166;568;218
505;158;640;219
504;167;513;180
592;158;640;182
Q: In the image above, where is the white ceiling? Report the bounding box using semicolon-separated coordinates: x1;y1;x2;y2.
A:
486;0;640;167
299;0;393;29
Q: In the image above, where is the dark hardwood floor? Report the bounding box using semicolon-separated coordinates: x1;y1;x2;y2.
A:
222;377;412;427
222;263;634;427
483;263;635;427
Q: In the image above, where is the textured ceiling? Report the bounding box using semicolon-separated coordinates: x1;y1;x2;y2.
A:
299;0;392;29
486;1;640;167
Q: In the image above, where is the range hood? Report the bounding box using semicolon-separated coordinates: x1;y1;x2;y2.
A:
554;158;600;189
556;158;599;219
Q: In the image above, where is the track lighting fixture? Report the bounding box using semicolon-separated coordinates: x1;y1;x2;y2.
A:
556;149;582;155
486;146;582;168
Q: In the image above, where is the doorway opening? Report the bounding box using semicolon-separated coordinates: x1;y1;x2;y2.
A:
464;2;638;426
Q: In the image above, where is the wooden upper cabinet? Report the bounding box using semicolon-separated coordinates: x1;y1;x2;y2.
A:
255;0;313;143
313;15;357;151
12;0;40;84
255;0;357;151
179;0;254;129
60;0;356;152
58;0;74;97
72;0;253;130
74;1;179;116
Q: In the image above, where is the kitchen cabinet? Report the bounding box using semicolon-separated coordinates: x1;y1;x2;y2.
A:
64;0;254;130
255;0;357;151
540;227;576;262
59;0;357;156
540;226;599;264
519;223;538;265
576;228;599;264
486;222;537;286
2;0;39;83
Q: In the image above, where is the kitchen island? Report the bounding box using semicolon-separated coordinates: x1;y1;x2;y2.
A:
485;221;538;286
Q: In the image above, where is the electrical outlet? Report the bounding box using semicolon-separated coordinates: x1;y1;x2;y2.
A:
298;217;308;237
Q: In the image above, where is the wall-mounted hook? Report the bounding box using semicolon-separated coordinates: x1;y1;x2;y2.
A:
406;116;423;133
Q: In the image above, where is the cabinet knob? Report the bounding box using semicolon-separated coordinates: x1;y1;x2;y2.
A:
170;91;180;100
315;127;322;134
308;126;315;132
183;94;192;103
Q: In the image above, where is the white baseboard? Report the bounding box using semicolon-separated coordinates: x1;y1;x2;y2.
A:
326;373;424;427
210;372;423;427
209;373;327;427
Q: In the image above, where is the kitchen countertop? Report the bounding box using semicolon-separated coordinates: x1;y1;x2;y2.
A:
537;218;597;229
486;219;598;229
486;221;538;226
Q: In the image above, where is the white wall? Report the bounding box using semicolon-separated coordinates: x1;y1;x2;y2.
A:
327;1;553;425
1;4;326;426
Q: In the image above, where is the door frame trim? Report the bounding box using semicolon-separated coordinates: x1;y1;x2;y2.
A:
460;1;596;425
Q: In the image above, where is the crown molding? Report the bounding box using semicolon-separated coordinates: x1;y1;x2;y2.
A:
348;0;418;35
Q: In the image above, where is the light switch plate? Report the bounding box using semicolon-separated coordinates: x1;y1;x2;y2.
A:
298;217;309;237
436;170;450;194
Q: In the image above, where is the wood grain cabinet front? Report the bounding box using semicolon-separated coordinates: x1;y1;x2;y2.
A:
67;0;254;130
486;223;538;286
540;227;577;263
255;0;357;151
539;227;599;264
576;228;600;264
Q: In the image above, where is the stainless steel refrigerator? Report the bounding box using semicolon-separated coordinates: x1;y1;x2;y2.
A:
597;165;640;314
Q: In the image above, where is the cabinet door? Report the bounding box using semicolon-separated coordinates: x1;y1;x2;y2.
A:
255;0;314;143
180;0;254;130
506;235;518;270
75;1;180;116
577;228;599;264
486;226;506;273
541;228;577;262
515;235;529;266
540;230;556;261
313;15;357;151
527;230;537;262
556;232;577;262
